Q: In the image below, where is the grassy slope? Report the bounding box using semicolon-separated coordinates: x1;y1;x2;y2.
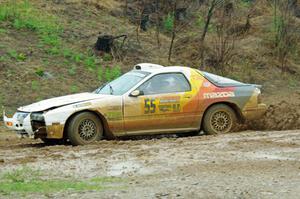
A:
0;0;300;117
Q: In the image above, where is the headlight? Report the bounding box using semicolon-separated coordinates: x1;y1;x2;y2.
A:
16;112;29;122
30;112;45;121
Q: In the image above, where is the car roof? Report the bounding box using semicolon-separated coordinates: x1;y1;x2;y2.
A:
133;63;193;74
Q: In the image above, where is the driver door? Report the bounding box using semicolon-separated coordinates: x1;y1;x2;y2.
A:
123;73;198;134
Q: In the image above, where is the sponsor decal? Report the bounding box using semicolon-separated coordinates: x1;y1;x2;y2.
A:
143;96;181;114
203;91;235;99
106;106;122;120
106;111;122;120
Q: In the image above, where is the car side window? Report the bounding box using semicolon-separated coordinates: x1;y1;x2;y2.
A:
138;73;191;95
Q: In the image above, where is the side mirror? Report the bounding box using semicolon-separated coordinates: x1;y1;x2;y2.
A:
130;90;144;97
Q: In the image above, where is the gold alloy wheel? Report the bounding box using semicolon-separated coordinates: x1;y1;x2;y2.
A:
78;119;97;141
68;112;103;145
211;111;231;133
203;104;237;135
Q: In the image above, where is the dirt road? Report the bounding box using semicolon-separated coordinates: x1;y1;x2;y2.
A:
0;125;300;198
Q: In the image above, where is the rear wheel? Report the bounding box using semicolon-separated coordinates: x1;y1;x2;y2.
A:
67;112;103;145
203;104;237;135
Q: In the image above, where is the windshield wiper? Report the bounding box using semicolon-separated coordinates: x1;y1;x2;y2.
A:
109;84;114;95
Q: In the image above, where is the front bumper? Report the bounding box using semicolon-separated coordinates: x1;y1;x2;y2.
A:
242;103;267;120
3;110;65;139
3;110;34;137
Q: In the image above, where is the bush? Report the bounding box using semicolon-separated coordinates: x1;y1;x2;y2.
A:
46;47;60;55
35;68;44;77
62;48;73;58
68;65;77;76
239;0;252;8
97;67;103;81
84;56;96;70
31;80;39;91
104;66;121;81
70;85;78;93
163;13;174;32
72;53;83;63
7;50;26;61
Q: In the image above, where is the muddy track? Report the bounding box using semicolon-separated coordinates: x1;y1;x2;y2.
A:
1;125;300;198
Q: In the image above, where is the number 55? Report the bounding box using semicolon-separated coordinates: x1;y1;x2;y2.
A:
144;98;156;114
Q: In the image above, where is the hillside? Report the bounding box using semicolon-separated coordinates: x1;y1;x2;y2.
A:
0;0;300;129
1;1;300;197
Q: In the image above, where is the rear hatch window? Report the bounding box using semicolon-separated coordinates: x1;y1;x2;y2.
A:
199;71;247;87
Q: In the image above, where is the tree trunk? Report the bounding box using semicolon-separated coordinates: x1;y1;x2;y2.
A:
168;1;177;62
136;1;145;43
168;31;176;62
200;0;217;42
200;0;217;68
156;0;161;48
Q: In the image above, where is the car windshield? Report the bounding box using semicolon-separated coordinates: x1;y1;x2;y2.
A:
94;70;150;95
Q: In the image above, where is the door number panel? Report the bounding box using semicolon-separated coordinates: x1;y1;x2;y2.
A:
143;96;181;114
144;98;156;114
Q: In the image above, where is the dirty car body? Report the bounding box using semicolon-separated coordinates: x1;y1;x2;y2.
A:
4;63;267;145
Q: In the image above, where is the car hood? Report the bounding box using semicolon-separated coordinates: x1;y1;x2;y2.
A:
18;92;108;112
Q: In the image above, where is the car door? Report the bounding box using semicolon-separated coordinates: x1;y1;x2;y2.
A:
123;72;199;134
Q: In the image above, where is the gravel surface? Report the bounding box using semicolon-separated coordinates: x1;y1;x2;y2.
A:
0;125;300;198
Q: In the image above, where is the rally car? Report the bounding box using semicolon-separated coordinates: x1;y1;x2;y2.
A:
4;63;267;145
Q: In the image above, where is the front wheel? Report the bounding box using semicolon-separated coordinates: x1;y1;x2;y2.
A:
67;112;103;145
203;104;237;135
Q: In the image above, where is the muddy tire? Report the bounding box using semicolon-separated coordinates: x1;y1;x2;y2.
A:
67;112;103;145
203;104;237;135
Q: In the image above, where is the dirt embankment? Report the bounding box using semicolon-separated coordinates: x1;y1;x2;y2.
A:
247;99;300;131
